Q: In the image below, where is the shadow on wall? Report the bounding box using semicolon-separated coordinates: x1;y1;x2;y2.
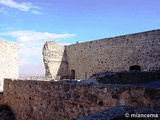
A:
57;48;76;80
0;105;15;120
57;48;69;79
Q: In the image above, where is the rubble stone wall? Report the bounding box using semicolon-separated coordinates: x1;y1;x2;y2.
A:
3;79;160;120
42;41;66;77
0;40;19;90
65;29;160;79
0;92;5;105
43;29;160;79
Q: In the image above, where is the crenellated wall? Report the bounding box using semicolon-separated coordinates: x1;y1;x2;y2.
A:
0;40;19;90
43;29;160;79
1;79;159;120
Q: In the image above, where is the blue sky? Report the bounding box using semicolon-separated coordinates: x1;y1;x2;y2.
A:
0;0;160;76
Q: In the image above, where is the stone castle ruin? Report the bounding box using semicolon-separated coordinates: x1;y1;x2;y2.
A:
0;40;19;90
43;29;160;80
0;30;160;119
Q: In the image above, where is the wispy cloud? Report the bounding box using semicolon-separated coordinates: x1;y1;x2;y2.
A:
58;42;72;46
32;10;41;15
0;30;75;42
0;0;41;14
0;7;8;14
0;30;75;76
0;30;75;64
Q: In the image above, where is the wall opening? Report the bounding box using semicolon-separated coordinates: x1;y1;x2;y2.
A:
71;70;75;79
85;72;87;79
0;105;15;120
129;65;141;71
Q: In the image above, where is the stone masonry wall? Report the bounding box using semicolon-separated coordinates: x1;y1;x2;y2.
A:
0;40;19;90
42;41;66;78
3;79;160;120
0;92;5;105
65;29;160;79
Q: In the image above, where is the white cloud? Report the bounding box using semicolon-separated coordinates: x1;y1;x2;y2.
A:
0;30;75;42
0;0;41;14
32;10;41;15
0;30;75;75
58;42;72;46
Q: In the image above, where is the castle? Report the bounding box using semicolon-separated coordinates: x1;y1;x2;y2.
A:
42;29;160;80
0;29;159;119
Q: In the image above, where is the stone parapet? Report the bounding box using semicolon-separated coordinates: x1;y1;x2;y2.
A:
2;79;160;120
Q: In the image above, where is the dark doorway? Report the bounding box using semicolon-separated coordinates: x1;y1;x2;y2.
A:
130;65;141;71
71;70;75;79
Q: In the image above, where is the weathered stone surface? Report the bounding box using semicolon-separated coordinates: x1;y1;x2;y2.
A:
42;41;66;78
0;40;19;90
43;29;160;79
0;79;159;120
77;106;160;120
93;71;160;84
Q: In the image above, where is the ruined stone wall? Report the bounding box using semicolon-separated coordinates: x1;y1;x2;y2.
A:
42;41;66;78
3;79;160;120
0;40;19;90
0;92;5;105
65;29;160;79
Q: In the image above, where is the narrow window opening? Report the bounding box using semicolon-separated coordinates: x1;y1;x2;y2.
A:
85;72;87;79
